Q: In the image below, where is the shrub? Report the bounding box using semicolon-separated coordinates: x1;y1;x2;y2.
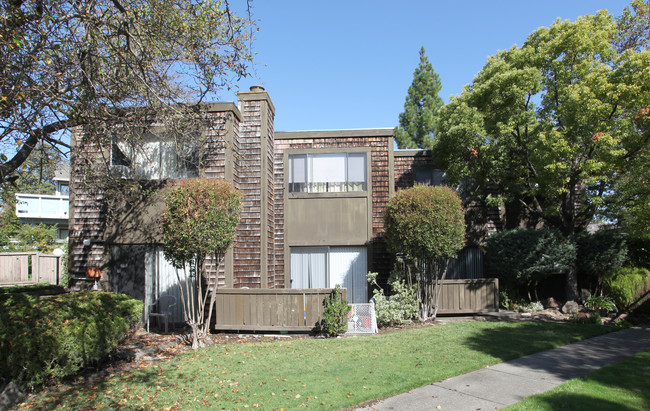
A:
0;283;65;295
583;294;617;312
570;312;603;325
614;318;632;329
604;267;650;310
321;285;351;337
626;233;650;269
485;229;576;300
576;230;627;291
521;301;544;313
0;291;143;390
498;291;543;313
384;185;465;320
367;272;418;327
161;178;241;348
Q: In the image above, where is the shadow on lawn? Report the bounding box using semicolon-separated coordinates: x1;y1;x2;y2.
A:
463;321;607;363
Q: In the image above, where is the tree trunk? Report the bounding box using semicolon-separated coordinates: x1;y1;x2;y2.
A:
203;253;222;335
431;259;449;321
565;261;579;302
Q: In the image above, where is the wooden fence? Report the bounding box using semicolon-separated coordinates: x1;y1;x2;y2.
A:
212;288;346;332
211;279;498;332
437;278;499;315
0;253;64;287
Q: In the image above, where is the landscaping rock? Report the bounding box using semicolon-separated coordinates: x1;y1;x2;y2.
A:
543;297;560;309
0;381;22;411
532;308;567;321
562;301;580;315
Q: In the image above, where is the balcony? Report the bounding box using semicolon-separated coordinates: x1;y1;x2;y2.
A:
15;193;69;222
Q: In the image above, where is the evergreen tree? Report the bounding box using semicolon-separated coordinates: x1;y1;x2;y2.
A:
394;47;444;149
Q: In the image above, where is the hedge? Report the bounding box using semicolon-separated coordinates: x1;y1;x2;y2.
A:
0;291;143;390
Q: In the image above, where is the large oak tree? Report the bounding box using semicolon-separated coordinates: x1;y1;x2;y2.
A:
0;0;255;184
433;10;650;300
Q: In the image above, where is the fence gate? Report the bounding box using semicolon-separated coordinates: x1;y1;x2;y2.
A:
0;253;63;286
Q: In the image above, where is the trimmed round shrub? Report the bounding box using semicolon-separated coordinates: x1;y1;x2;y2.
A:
0;291;143;390
384;185;465;320
385;185;465;260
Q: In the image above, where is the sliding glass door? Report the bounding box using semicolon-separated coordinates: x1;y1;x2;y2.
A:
290;246;367;303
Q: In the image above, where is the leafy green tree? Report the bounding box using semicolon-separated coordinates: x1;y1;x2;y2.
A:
485;229;577;301
0;0;254;185
160;178;241;348
434;11;650;300
384;185;465;320
607;109;650;236
14;224;58;253
611;1;650;236
394;47;444;149
0;144;63;247
614;0;650;52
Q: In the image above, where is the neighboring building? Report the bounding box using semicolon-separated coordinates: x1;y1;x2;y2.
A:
69;87;491;314
15;164;70;242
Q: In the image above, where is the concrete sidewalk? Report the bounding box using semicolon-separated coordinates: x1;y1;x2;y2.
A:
355;326;650;411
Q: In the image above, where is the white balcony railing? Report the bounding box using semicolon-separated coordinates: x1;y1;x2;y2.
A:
15;193;69;220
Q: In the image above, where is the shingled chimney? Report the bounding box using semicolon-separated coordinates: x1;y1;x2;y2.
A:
234;86;276;288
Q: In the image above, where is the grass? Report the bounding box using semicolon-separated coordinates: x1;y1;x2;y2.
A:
504;349;650;410
23;321;611;410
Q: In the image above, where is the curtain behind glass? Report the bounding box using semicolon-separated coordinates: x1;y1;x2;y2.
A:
290;247;328;288
329;247;367;303
347;153;367;192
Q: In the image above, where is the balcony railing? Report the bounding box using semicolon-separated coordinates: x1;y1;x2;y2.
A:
15;193;69;220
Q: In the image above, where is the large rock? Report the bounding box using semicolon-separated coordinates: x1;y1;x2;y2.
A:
543;297;560;309
562;300;580;315
0;382;22;411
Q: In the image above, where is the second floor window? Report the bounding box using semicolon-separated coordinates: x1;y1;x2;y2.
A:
111;133;200;180
288;152;367;193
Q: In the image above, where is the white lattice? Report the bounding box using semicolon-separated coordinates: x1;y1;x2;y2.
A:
346;303;378;334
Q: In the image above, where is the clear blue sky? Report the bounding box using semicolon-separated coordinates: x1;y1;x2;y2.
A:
229;0;632;132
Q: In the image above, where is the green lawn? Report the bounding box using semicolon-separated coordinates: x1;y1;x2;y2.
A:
25;321;611;410
504;349;650;411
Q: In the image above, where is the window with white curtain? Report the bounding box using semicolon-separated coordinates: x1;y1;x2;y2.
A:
111;133;200;180
290;246;368;303
288;152;367;193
